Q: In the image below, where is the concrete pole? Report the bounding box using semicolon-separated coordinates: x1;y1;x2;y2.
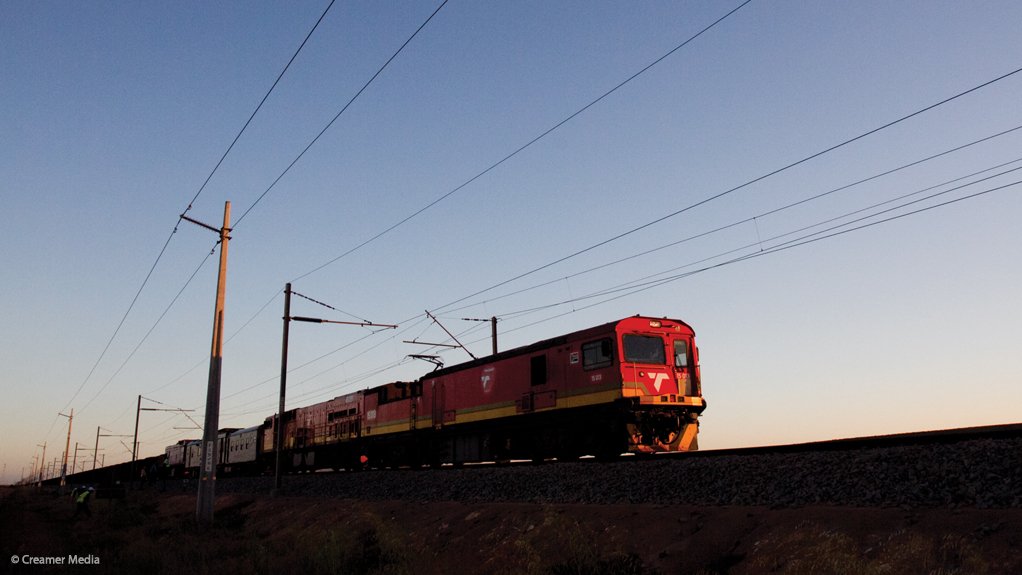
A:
36;442;46;486
59;409;73;493
197;201;230;524
131;395;141;486
273;283;292;495
491;316;498;355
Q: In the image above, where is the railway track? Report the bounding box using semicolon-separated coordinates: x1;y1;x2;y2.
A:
210;423;1022;508
667;422;1022;459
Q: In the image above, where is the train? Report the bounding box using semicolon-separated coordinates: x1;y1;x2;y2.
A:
165;315;706;476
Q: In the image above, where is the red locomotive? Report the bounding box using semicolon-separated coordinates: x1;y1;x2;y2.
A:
167;315;705;474
257;315;705;470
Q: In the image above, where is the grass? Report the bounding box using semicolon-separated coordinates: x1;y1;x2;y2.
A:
743;521;990;575
490;508;662;575
3;487;1011;575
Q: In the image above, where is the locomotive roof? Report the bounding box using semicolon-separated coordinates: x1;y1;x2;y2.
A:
421;315;691;380
231;425;261;434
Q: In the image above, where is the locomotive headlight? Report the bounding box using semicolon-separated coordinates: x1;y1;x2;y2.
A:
649;320;661;328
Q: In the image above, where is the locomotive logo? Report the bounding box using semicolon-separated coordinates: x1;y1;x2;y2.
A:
648;372;670;393
641;371;677;395
481;367;496;394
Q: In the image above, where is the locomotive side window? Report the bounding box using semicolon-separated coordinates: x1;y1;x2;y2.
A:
674;339;689;368
623;334;666;364
531;355;547;386
582;339;613;370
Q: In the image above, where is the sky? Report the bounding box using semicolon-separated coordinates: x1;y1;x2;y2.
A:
2;0;1020;485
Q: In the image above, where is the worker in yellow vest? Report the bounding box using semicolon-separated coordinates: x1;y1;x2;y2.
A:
70;485;94;519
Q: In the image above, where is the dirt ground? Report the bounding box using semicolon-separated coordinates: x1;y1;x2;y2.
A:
2;486;1020;574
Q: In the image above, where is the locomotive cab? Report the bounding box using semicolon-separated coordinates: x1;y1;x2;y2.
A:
617;318;705;453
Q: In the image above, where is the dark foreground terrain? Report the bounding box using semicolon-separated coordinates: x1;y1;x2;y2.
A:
2;485;1021;574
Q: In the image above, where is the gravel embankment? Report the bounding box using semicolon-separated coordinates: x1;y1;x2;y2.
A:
215;437;1021;508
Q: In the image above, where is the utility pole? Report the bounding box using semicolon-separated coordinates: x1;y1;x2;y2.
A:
58;409;73;493
185;201;231;524
129;398;193;483
273;283;292;496
94;427;131;470
36;442;45;487
72;443;79;476
491;316;497;355
132;395;141;481
461;316;499;355
272;284;397;496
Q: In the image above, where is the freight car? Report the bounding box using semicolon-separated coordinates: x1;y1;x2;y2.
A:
255;315;705;471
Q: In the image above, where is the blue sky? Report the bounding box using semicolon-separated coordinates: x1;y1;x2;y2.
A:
2;1;1020;484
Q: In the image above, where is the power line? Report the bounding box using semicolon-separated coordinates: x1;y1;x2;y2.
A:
151;173;1018;446
473;175;1020;343
141;285;283;398
81;0;745;435
290;290;371;323
78;248;216;415
495;172;1022;319
221;314;430;405
233;0;450;229
97;10;1022;452
184;0;338;215
60;225;179;413
440;127;1022;316
60;3;337;420
429;64;1022;316
291;0;754;282
217;29;1022;426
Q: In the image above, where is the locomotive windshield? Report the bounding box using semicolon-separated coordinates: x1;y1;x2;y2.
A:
622;334;666;364
674;339;689;368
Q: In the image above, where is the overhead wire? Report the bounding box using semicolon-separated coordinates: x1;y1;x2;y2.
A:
221;141;1022;423
183;0;338;216
328;156;1022;390
429;65;1022;316
290;290;372;324
440;125;1022;316
232;0;450;229
290;0;755;282
88;0;733;449
477;175;1021;343
215;0;758;409
493;168;1022;320
78;249;216;416
130;0;458;442
220;315;486;417
56;1;338;435
200;40;1022;430
111;10;1022;455
143;288;283;397
218;315;431;411
59;228;179;414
